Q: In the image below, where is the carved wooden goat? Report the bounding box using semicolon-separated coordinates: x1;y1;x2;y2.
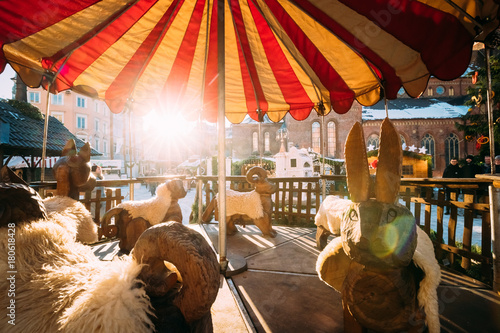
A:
202;166;277;237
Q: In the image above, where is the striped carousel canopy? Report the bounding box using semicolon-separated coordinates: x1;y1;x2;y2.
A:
0;0;498;123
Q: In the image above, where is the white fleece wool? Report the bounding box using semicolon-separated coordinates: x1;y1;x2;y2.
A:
44;196;98;243
117;183;172;224
413;227;441;333
219;189;264;219
0;219;154;333
314;196;352;235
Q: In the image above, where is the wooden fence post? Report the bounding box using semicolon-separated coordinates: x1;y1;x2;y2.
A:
461;191;475;270
490;186;500;294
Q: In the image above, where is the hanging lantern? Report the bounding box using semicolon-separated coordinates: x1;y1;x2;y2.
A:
472;71;478;84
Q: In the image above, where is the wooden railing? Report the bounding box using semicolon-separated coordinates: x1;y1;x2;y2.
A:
198;175;494;283
31;175;495;284
31;175;186;226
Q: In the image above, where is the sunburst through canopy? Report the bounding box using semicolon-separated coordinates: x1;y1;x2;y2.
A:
0;0;498;124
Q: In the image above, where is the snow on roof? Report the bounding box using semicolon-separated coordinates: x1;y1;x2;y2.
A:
362;98;469;120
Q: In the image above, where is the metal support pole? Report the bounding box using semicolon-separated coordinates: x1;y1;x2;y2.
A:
486;48;496;175
41;89;52;182
321;116;326;199
217;0;228;273
197;178;203;224
489;185;500;294
128;109;134;200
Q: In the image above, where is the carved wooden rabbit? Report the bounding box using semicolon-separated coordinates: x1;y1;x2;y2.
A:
316;118;440;333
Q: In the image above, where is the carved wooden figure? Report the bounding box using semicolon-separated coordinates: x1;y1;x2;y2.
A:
316;119;441;333
52;139;96;199
201;166;277;237
100;179;187;253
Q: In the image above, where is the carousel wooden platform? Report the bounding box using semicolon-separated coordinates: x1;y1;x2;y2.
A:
92;224;500;332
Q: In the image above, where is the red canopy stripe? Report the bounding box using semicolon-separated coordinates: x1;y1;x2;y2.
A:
105;0;185;113
249;0;314;121
45;0;157;93
163;0;207;110
338;0;474;81
202;0;220;123
231;0;268;120
265;0;355;114
294;0;402;100
0;0;100;71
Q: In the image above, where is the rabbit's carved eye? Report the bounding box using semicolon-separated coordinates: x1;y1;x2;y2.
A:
349;209;358;221
387;208;397;223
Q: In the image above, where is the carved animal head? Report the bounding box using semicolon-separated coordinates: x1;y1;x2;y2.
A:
53;139;95;199
132;222;220;325
0;166;47;227
341;118;417;268
246;166;277;195
166;179;187;199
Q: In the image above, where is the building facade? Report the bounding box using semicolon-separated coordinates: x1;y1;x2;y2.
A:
231;76;477;177
26;87;121;160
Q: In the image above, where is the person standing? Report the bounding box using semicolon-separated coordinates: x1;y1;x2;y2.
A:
482;156;492;174
462;155;481;178
442;157;462;214
495;156;500;173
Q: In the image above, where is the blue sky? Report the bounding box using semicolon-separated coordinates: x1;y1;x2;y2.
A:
0;64;15;100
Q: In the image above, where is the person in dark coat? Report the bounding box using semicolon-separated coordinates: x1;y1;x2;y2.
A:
442;157;462;214
462;155;482;178
482;156;492;174
495;156;500;173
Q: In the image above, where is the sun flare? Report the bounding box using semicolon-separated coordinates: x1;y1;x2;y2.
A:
141;110;199;161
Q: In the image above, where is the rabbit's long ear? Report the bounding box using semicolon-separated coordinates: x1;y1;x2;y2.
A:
375;118;402;203
62;139;77;157
345;122;370;202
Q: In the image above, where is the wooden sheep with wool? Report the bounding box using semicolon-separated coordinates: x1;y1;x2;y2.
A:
201;166;277;237
0;173;219;333
100;179;187;253
0;166;97;244
316;119;441;333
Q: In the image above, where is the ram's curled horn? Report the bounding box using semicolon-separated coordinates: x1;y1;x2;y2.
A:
345;122;371;202
246;166;268;183
375;118;403;203
0;166;47;227
132;222;220;323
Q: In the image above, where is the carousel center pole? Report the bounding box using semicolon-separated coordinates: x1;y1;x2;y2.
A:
217;0;228;273
486;46;500;294
128;107;134;200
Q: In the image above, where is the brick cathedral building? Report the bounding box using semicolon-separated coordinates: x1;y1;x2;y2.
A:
230;76;479;177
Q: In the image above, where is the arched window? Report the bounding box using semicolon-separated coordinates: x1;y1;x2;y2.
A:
400;134;406;147
312;122;321;153
367;134;379;150
427;87;433;96
252;132;258;152
449;87;455;96
264;132;270;152
445;133;460;165
327;121;336;157
421;134;436;169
